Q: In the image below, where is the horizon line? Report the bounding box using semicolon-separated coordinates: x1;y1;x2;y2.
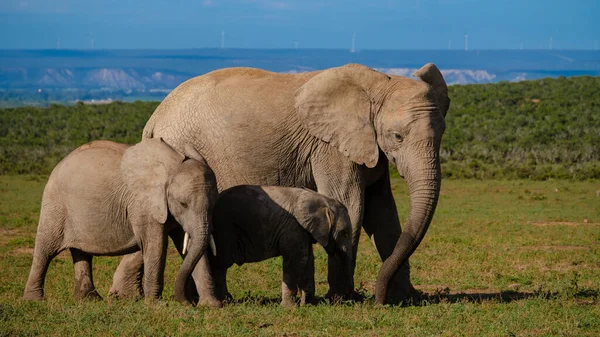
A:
1;47;599;52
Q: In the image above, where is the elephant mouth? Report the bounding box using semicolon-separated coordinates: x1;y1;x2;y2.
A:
182;232;217;256
393;159;405;179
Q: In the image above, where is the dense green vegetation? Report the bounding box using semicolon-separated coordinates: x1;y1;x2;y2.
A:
0;101;157;174
1;176;598;336
445;76;600;179
1;75;599;179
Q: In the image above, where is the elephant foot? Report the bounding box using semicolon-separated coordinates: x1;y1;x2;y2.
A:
23;289;45;301
324;291;356;304
384;273;422;305
385;286;422;305
109;287;143;300
108;280;144;300
109;287;142;299
198;296;223;308
144;297;161;306
174;292;193;306
78;289;103;301
280;298;297;308
74;280;103;301
324;286;357;303
300;292;316;306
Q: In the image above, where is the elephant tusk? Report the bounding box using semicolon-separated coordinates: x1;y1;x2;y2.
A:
209;235;217;256
183;232;190;255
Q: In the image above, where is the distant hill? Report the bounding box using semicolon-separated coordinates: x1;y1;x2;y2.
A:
1;49;599;93
1;75;598;179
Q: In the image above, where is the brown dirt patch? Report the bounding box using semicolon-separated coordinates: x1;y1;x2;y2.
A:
0;228;31;245
10;247;34;256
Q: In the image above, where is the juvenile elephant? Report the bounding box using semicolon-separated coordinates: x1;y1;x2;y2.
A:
114;63;449;304
209;185;353;307
23;138;220;305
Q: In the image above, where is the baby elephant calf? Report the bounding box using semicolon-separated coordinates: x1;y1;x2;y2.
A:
23;138;218;305
210;185;353;307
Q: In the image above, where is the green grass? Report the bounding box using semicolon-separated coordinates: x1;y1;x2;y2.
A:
1;176;599;336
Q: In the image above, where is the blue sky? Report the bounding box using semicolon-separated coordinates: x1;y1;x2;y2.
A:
0;0;598;50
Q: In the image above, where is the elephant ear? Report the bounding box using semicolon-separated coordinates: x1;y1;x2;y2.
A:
295;64;389;168
296;195;334;248
121;138;184;224
413;63;450;118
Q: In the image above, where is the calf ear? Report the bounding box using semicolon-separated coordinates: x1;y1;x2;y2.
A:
121;139;169;224
297;202;334;248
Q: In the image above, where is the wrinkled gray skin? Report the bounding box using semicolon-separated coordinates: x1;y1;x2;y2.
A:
112;63;449;305
210;185;353;307
22;138;219;305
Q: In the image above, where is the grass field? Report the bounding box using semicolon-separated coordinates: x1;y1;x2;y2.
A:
1;175;599;336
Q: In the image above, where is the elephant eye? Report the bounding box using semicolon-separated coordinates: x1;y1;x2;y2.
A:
180;201;188;208
394;133;404;142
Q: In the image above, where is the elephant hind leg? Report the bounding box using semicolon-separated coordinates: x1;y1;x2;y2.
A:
23;238;62;300
109;252;144;300
70;249;102;300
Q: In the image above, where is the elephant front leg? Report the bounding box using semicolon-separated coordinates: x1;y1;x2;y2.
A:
141;229;168;302
312;158;364;300
362;170;419;304
298;247;316;306
109;251;144;299
212;267;231;303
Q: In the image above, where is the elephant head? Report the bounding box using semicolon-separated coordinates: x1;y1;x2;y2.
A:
120;138;218;304
295;63;449;304
296;192;354;296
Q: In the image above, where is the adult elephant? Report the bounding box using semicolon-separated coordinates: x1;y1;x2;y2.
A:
112;63;449;305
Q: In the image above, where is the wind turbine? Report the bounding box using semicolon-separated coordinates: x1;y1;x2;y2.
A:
351;33;356;53
88;33;95;50
464;33;468;51
221;31;225;49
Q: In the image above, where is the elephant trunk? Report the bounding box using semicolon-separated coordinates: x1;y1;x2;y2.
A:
374;151;441;305
174;222;210;304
